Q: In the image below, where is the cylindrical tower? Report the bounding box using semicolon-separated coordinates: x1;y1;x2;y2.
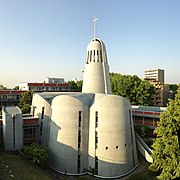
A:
82;38;112;94
47;94;92;174
88;94;138;178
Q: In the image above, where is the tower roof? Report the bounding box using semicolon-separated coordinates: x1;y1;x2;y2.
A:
86;38;108;63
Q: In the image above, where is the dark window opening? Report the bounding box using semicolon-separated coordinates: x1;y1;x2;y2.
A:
100;50;103;62
40;122;43;136
95;156;98;174
77;154;80;173
93;50;95;62
116;145;119;149
78;111;82;128
105;146;108;150
90;51;92;62
41;107;45;119
95;131;98;144
95;111;98;128
24;126;37;139
87;51;89;63
97;50;99;62
78;130;81;149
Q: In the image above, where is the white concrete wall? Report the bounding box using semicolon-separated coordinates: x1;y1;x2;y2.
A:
48;95;90;174
88;94;138;177
82;62;105;93
31;93;51;146
2;107;23;151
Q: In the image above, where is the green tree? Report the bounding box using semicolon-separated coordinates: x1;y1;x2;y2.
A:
0;85;7;90
168;84;179;100
19;91;33;114
149;88;180;180
76;80;83;92
22;143;48;165
110;73;155;106
13;86;19;90
68;80;83;92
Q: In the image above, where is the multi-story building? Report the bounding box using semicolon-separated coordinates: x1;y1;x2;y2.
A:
144;69;164;84
132;105;166;130
19;82;71;92
0;90;26;110
44;77;65;84
144;69;165;106
0;80;74;111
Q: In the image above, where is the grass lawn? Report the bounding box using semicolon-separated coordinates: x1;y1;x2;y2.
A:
0;146;158;180
0;151;52;180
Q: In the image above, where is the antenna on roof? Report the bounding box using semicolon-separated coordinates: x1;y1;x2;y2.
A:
93;16;98;39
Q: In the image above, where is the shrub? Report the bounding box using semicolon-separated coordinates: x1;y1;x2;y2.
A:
134;124;150;138
22;143;48;165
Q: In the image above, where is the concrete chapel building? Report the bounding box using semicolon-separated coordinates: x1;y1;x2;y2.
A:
30;21;139;178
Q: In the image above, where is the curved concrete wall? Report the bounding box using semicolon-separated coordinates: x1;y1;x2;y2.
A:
88;94;138;177
48;95;89;174
31;93;51;146
82;62;105;93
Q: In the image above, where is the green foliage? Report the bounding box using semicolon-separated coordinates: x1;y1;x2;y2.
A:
68;80;82;92
22;143;48;165
168;84;179;100
134;124;150;138
19;91;33;114
150;88;180;179
13;86;19;90
0;85;7;90
110;73;155;106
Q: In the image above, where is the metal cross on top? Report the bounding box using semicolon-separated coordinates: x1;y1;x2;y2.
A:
93;16;98;39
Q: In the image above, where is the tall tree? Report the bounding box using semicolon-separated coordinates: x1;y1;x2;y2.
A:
19;91;33;114
68;80;83;92
150;88;180;179
110;73;155;106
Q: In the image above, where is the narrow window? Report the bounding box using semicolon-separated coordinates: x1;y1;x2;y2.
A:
116;146;119;149
97;50;99;62
78;130;81;149
90;50;92;62
95;131;98;144
32;106;36;117
100;50;103;62
95;111;98;128
105;147;108;150
95;156;98;174
95;131;98;149
78;111;82;128
77;154;80;173
40;122;43;136
93;50;95;62
41;107;45;119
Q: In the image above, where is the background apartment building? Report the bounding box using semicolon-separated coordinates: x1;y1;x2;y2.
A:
144;69;165;106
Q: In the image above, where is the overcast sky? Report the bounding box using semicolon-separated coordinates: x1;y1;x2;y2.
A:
0;0;180;88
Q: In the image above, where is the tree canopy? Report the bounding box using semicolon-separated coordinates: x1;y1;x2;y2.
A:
110;73;155;106
150;88;180;179
68;80;83;92
19;91;34;114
